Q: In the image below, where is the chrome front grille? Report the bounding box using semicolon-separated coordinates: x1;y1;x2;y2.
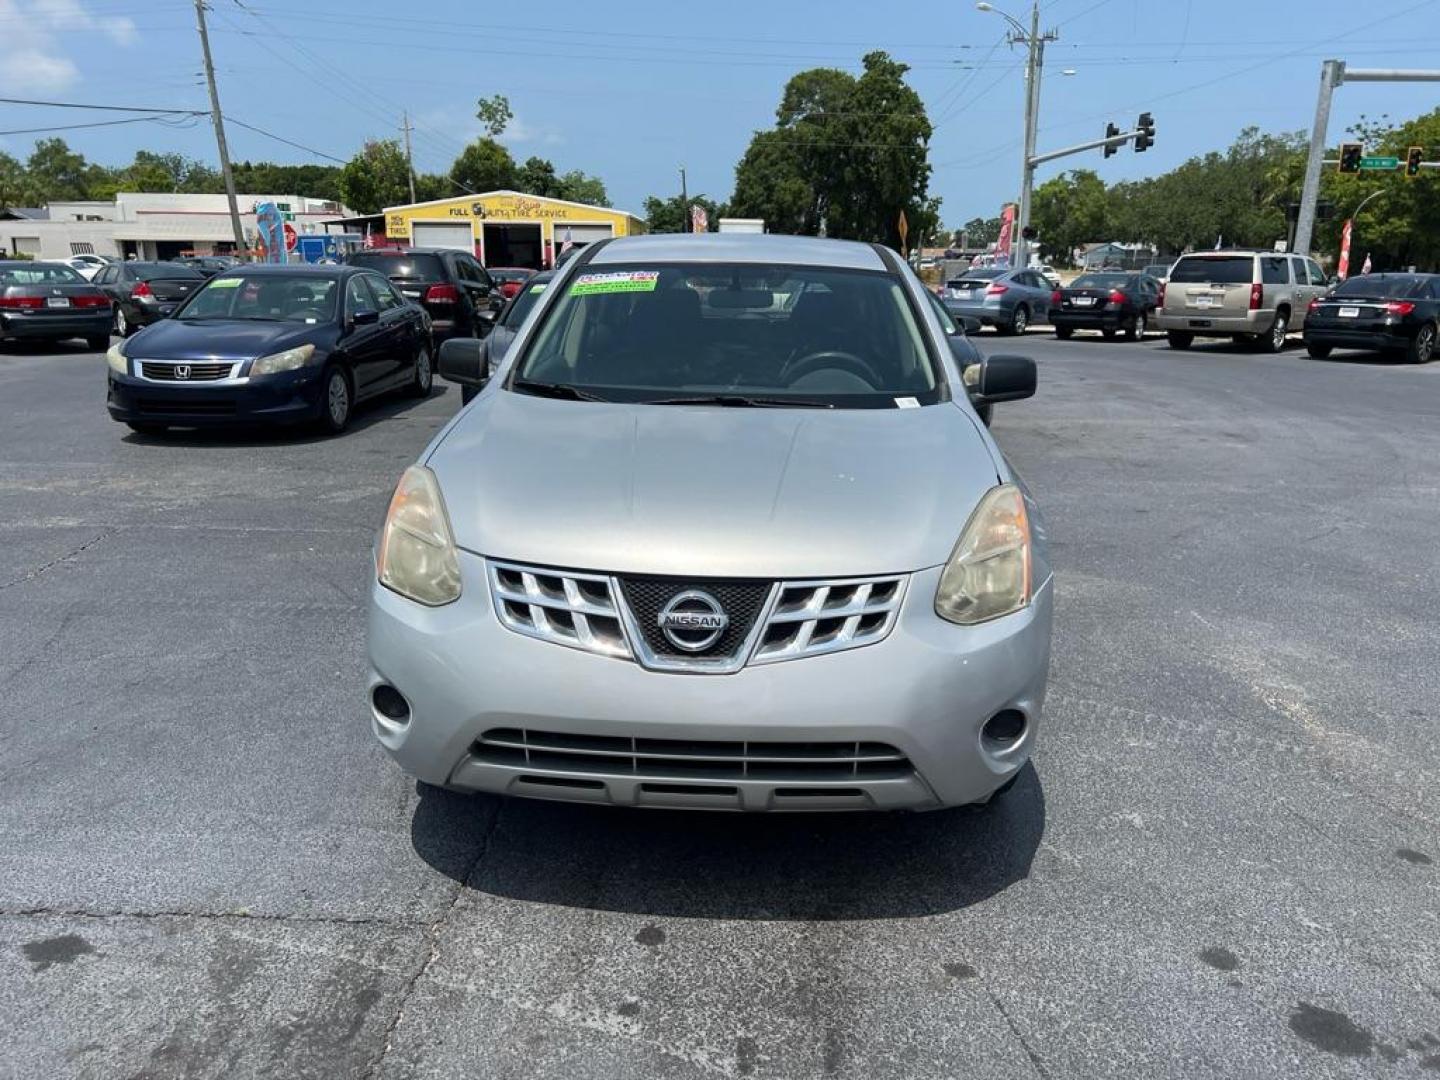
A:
473;728;913;781
751;577;907;664
140;361;236;382
488;561;630;659
487;560;907;669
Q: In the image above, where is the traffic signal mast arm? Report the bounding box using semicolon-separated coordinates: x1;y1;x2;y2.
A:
1029;125;1144;167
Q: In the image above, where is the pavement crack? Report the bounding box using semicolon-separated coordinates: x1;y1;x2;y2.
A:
986;990;1050;1080
0;527;119;591
361;800;506;1079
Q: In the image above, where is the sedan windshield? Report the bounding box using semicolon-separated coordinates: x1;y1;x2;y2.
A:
177;274;339;322
1070;273;1127;290
1332;273;1429;298
513;263;941;407
0;264;86;285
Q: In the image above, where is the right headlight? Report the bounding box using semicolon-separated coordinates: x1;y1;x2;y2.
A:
106;342;128;375
250;343;317;377
376;466;461;606
935;483;1032;625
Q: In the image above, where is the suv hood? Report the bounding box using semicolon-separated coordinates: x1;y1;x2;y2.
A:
428;390;1002;578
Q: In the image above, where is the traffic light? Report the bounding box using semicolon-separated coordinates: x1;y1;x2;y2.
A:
1021;225;1037;241
1338;143;1363;173
1103;122;1120;159
1134;112;1155;152
1406;146;1424;178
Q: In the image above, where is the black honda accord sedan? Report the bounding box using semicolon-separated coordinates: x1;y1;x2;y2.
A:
1304;272;1439;363
106;264;432;435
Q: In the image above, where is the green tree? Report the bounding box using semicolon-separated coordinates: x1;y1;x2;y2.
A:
643;193;724;233
0;151;35;210
449;138;516;195
555;169;608;207
338;139;413;214
475;94;513;138
1031;169;1109;264
959;216;1001;248
25;138;99;201
730;51;935;247
516;155;560;196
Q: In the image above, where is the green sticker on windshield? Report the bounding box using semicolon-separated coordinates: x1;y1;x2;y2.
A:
207;277;242;289
570;271;659;296
530;283;547;294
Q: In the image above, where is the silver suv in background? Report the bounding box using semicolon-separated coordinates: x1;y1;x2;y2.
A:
1157;251;1331;352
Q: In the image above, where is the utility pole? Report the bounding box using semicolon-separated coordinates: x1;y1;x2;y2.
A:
977;1;1055;269
679;165;688;234
401;111;417;204
194;0;246;257
1294;61;1440;255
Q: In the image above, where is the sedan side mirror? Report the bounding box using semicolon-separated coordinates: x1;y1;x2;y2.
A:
352;309;380;326
438;337;490;388
966;354;1036;404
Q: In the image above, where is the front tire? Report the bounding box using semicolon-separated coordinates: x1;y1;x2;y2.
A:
1406;322;1436;364
406;342;434;398
1127;312;1147;341
1166;331;1193;350
1007;304;1029;336
317;365;353;435
113;306;131;338
1306;342;1333;359
86;334;109;351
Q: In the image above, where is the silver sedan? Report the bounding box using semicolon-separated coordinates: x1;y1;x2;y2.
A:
367;233;1053;811
942;267;1054;334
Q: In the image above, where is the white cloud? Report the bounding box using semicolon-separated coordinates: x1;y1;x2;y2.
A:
0;0;137;94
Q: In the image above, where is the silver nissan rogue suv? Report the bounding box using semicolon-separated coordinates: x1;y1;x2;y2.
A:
367;234;1053;811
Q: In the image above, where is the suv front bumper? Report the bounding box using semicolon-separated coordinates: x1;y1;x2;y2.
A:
368;552;1054;812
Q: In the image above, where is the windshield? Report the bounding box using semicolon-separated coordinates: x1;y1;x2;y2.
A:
1169;256;1252;284
177;274;339;322
0;264;86;285
1332;274;1427;298
129;263;204;281
1071;273;1127;290
513;262;941;408
349;253;444;280
502;279;549;327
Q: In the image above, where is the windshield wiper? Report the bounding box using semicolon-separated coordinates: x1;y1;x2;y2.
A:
511;378;611;402
646;394;835;409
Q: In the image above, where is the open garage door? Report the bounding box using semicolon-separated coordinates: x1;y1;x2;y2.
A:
411;221;475;252
483;224;543;270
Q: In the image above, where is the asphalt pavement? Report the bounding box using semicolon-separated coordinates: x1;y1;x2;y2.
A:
1;327;1437;1079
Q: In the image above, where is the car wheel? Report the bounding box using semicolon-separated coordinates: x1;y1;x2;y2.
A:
1166;331;1193;350
1127;312;1147;341
1009;304;1029;336
1054;325;1073;340
1305;342;1333;359
113;306;130;337
318;365;353;435
1259;310;1289;353
125;421;166;436
1407;322;1437;364
406;342;434;397
86;334;109;351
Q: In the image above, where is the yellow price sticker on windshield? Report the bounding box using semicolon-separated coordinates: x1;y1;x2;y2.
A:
207;277;243;289
570;271;659;296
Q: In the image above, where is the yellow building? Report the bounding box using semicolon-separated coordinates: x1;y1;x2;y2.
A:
380;190;645;270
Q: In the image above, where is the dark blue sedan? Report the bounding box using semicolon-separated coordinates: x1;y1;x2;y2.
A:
105;264;433;436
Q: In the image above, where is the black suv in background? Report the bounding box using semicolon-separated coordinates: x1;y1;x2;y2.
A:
344;248;499;341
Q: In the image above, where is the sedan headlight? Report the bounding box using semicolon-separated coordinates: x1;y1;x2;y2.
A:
249;343;317;377
376;466;461;606
106;343;128;375
936;483;1032;625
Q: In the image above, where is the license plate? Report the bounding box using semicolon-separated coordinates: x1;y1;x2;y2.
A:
1339;306;1360;318
46;297;70;308
1193;295;1214;308
1074;296;1095;307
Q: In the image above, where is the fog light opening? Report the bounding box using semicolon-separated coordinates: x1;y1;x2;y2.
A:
982;708;1027;749
372;683;411;723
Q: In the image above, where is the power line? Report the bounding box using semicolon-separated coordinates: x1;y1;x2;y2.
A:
224;117;347;164
0;96;205;115
0;115;194;137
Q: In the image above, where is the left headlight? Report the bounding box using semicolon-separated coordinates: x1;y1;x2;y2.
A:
106;342;128;375
249;343;317;377
935;483;1032;625
376;465;461;606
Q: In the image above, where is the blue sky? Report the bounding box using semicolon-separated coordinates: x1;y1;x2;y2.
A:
1;0;1438;225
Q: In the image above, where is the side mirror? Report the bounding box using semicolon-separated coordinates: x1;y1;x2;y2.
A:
966;354;1036;405
438;337;490;388
352;309;380;326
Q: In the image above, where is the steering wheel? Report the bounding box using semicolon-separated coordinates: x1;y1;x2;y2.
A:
781;350;882;389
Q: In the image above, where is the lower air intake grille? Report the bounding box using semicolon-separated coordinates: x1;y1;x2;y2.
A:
473;728;913;782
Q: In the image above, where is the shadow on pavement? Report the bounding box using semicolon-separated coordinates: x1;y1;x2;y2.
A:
410;764;1045;920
